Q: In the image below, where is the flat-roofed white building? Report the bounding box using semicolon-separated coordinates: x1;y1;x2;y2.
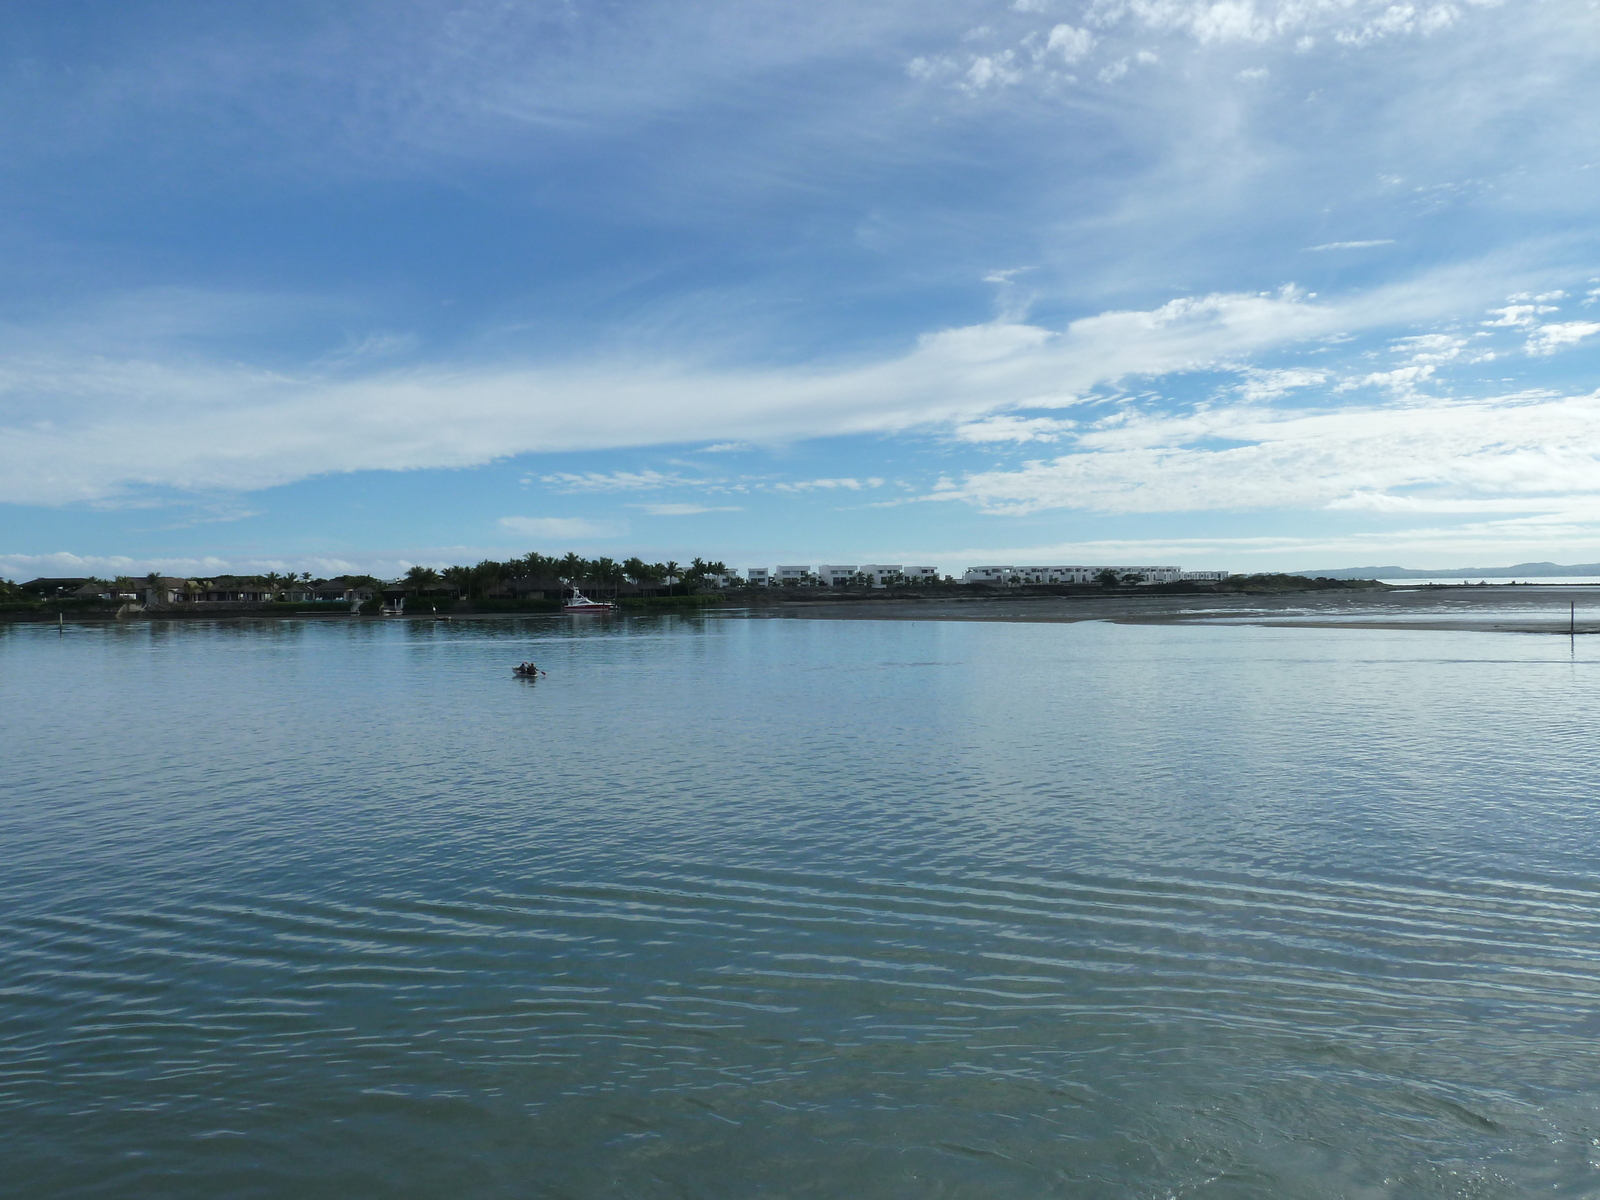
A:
744;567;771;586
776;565;813;585
1011;565;1097;585
817;565;857;587
904;566;940;582
962;566;1012;584
1180;570;1229;581
1116;566;1182;583
857;564;902;586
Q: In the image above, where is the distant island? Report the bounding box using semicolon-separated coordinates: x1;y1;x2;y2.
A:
1297;561;1600;580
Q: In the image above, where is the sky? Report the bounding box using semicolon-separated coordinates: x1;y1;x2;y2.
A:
3;0;1599;580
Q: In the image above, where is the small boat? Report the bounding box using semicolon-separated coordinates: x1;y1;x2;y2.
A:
513;664;543;676
563;589;616;614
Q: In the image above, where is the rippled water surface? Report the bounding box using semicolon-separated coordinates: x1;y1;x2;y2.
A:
4;615;1600;1198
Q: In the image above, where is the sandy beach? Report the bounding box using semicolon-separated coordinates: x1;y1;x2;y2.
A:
721;584;1600;634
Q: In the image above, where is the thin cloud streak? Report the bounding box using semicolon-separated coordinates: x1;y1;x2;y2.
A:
0;271;1518;506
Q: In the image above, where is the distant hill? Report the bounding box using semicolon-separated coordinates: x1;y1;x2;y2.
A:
1296;561;1600;579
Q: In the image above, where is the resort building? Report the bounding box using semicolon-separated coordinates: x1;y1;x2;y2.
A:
744;567;771;586
776;565;813;585
857;564;901;586
962;566;1013;584
1011;566;1096;585
904;566;940;582
141;577;196;603
816;565;857;587
1180;570;1230;582
962;565;1187;585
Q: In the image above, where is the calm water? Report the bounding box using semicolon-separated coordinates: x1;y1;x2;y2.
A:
4;614;1600;1198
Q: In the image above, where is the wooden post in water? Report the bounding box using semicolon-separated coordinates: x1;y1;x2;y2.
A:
1572;600;1577;638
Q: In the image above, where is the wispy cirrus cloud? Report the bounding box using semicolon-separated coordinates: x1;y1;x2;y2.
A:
771;478;886;492
631;503;744;516
0;276;1511;506
496;516;624;539
539;470;701;492
1307;240;1395;252
936;388;1600;516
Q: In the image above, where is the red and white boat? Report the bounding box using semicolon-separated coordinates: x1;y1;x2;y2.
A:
563;589;616;614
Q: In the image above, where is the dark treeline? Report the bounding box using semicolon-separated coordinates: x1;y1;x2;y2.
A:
3;552;733;603
418;553;731;598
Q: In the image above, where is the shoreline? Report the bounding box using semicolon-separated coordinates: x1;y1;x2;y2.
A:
716;584;1600;635
6;582;1599;634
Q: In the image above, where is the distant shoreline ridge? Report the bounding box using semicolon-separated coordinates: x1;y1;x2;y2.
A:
1297;561;1600;579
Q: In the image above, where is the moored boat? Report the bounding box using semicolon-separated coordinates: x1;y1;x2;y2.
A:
562;589;616;614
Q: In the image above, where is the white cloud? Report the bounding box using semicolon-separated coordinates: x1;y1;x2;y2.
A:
1307;239;1395;251
772;477;885;492
1390;333;1467;364
956;415;1077;442
540;470;696;492
0;270;1548;508
939;388;1600;516
630;503;743;516
1340;364;1436;395
0;550;396;581
879;515;1600;573
1085;0;1474;46
1526;321;1600;356
1484;301;1559;328
963;52;1023;90
1045;23;1097;62
496;516;624;538
1236;367;1326;400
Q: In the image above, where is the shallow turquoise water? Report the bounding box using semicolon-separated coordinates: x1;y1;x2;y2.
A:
4;614;1600;1198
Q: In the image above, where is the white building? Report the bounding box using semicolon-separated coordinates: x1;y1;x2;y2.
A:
817;565;857;587
1112;566;1182;584
744;567;771;586
776;565;813;585
857;564;902;586
1180;570;1230;582
1011;565;1097;585
961;564;1185;585
962;566;1012;584
904;566;940;582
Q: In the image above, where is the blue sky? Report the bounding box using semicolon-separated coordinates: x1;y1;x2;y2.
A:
3;0;1599;579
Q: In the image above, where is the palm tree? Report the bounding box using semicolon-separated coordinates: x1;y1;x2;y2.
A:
559;553;586;584
590;557;623;596
403;564;442;594
471;559;504;598
662;561;680;594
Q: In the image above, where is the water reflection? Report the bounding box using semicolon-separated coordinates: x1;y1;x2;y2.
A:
1;616;1597;1198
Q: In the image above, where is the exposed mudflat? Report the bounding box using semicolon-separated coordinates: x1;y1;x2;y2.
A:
718;583;1600;634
